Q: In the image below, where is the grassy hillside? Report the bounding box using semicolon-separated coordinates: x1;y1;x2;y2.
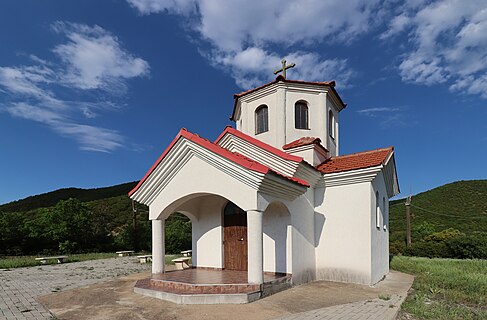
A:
0;181;138;213
389;180;487;256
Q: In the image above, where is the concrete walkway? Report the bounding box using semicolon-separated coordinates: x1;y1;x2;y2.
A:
1;258;413;320
275;294;405;320
277;270;413;320
0;257;150;319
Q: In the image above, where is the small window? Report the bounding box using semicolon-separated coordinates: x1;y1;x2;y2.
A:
295;101;309;129
376;191;381;229
328;110;335;138
255;105;269;134
383;197;388;231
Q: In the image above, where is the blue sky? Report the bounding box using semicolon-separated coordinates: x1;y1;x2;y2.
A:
1;0;486;204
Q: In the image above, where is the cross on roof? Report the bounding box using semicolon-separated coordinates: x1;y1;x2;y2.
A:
273;59;296;79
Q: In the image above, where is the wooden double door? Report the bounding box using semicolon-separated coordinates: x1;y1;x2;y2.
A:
223;202;248;271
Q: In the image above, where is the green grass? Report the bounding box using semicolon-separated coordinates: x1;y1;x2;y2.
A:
391;256;487;319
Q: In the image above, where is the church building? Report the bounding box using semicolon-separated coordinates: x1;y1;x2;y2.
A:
129;64;399;303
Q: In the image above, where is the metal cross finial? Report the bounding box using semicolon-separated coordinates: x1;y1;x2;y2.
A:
273;59;296;79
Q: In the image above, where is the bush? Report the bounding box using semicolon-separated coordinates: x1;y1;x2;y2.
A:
389;240;406;255
446;233;487;259
113;225;133;250
404;241;449;258
59;240;77;254
424;228;463;242
413;222;436;239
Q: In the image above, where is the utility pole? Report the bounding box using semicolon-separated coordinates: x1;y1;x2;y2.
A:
405;195;412;248
132;200;138;252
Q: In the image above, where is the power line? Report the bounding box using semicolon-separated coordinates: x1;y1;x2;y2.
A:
389;202;405;208
409;203;486;219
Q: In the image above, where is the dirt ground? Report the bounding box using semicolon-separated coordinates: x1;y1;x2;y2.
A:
38;270;413;320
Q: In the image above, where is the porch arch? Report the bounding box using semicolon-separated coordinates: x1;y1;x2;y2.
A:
263;201;292;274
151;192;255;272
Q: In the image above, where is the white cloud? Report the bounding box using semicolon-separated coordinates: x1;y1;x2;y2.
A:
450;74;487;99
127;0;487;98
6;102;64;123
54;123;124;153
0;65;67;111
127;0;375;88
357;107;401;115
384;0;487;97
52;22;149;92
0;66;53;98
127;0;197;15
380;14;411;40
196;0;382;52
5;103;124;153
399;54;449;85
211;48;353;89
128;0;382;47
0;22;149;152
357;106;409;127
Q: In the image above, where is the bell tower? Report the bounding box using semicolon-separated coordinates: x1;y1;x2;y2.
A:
230;63;346;159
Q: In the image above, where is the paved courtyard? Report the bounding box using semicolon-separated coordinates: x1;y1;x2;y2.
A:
1;258;413;320
0;257;150;319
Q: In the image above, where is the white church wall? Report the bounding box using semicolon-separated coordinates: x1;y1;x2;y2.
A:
284;90;325;146
286;188;317;285
191;196;225;269
236;83;341;156
326;96;339;157
370;171;390;284
262;202;292;274
315;182;373;284
148;156;258;220
240;87;281;148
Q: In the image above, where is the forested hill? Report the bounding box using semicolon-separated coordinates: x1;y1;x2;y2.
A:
390;179;487;234
389;179;487;258
0;181;138;213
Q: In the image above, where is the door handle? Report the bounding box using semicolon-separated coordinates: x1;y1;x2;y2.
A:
238;238;244;241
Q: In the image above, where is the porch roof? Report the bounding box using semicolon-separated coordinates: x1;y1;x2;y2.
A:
129;128;309;199
215;126;303;163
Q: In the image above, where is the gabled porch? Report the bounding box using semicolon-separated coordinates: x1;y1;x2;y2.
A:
128;128;311;303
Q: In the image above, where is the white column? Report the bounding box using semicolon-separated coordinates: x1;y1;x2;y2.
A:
152;219;165;274
247;210;263;284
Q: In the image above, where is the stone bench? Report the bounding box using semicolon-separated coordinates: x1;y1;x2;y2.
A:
181;250;192;257
116;250;134;257
172;257;191;270
35;255;68;264
137;255;152;264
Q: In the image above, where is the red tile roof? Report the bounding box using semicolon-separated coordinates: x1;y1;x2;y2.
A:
317;147;394;174
282;137;325;150
215;126;303;162
129;128;309;197
230;75;346;121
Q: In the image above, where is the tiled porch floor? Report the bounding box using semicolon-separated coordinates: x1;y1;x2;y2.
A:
152;268;286;284
135;268;291;296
